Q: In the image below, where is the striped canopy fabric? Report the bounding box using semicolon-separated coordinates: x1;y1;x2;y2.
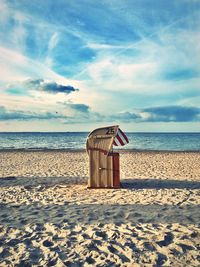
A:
113;128;129;146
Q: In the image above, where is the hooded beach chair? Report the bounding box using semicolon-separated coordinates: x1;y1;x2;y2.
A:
86;125;129;188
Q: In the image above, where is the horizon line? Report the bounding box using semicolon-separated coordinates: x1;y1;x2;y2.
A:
0;131;200;134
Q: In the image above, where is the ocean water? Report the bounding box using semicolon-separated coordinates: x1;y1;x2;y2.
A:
0;132;200;151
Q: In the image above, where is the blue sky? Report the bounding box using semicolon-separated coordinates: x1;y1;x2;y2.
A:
0;0;200;132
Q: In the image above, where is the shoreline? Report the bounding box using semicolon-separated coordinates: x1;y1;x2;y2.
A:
0;148;200;153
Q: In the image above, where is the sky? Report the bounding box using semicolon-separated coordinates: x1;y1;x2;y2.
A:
0;0;200;132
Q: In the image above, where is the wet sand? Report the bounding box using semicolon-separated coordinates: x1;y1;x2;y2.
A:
0;150;200;266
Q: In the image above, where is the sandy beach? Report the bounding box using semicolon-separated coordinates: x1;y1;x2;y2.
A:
0;150;200;266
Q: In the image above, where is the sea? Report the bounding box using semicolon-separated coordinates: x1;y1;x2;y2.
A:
0;132;200;151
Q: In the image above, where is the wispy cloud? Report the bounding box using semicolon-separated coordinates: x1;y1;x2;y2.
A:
0;46;80;85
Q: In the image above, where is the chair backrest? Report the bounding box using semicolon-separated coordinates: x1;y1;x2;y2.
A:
86;125;119;155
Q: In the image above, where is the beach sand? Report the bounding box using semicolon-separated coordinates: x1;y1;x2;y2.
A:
0;150;200;266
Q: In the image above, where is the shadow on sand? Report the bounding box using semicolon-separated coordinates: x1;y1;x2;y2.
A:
0;176;200;227
0;176;200;190
121;178;200;190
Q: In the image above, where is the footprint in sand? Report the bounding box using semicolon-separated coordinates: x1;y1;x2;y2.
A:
7;238;20;246
82;233;90;239
43;240;54;247
156;253;168;266
157;232;174;247
191;232;198;238
124;241;140;253
0;237;6;247
177;243;195;253
85;256;96;264
0;247;12;258
23;238;32;246
95;231;107;239
108;244;130;263
47;258;58;266
143;241;156;251
29;247;43;264
34;224;45;232
17;260;32;267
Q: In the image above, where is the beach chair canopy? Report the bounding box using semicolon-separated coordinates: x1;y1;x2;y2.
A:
86;125;129;154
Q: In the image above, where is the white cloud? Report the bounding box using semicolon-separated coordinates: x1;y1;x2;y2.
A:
77;24;200;102
0;46;84;116
45;32;59;68
0;46;81;86
48;32;59;51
